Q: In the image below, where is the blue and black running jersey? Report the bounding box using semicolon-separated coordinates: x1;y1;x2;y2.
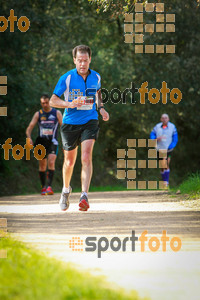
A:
53;68;101;125
38;108;59;145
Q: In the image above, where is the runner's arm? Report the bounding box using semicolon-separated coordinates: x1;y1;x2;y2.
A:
168;130;178;150
96;89;104;108
97;89;109;122
26;111;39;145
56;110;63;126
50;94;83;109
150;129;157;139
51;74;84;109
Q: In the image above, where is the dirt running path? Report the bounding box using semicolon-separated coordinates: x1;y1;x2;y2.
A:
0;191;200;300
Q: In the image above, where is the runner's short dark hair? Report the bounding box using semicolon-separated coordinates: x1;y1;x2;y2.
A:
72;45;91;58
40;94;49;100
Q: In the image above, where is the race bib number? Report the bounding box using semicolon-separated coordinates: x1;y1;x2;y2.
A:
77;104;93;110
42;128;53;135
74;96;94;110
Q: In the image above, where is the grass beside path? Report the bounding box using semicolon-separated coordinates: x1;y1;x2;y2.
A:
0;237;146;300
173;172;200;199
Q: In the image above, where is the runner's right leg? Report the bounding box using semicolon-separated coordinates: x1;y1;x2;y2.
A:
59;147;77;211
39;158;47;195
63;147;77;188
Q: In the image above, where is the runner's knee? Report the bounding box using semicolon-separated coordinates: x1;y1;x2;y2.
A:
48;156;56;169
39;159;47;171
64;158;75;168
48;161;55;169
81;152;92;165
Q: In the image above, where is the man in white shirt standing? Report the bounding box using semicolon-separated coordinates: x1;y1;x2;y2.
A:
150;114;178;187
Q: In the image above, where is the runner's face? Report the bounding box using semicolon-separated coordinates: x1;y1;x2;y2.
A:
40;98;50;112
74;51;91;75
161;115;169;125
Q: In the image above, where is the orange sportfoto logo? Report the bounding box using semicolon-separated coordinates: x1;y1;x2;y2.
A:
0;9;30;33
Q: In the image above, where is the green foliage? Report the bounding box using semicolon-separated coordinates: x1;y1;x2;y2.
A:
0;0;200;195
0;237;142;300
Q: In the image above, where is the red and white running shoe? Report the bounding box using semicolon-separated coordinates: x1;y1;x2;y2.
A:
79;193;89;211
46;186;54;195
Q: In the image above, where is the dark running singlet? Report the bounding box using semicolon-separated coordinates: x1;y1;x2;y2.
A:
38;108;59;145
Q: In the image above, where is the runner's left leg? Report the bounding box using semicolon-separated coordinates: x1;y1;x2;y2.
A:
167;156;171;169
165;156;171;184
81;139;95;193
79;139;95;211
161;156;171;185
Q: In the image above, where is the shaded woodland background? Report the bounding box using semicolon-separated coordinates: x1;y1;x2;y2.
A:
0;0;199;195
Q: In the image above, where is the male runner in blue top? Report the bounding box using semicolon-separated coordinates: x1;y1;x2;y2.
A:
50;45;109;211
150;114;178;187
